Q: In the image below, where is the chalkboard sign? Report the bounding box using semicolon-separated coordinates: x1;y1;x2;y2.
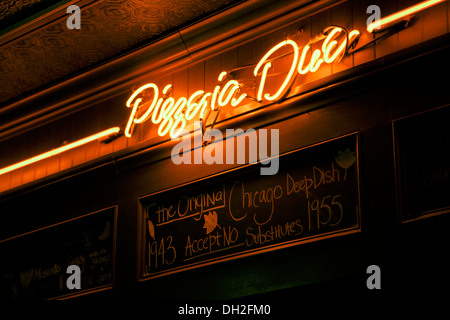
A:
394;106;450;221
139;133;360;279
0;207;116;300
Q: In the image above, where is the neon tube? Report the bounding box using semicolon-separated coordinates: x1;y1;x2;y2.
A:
367;0;445;33
254;39;299;102
0;127;121;176
1;25;363;179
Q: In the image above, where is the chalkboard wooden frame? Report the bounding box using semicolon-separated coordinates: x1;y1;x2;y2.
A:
0;206;117;300
393;105;450;223
137;132;361;280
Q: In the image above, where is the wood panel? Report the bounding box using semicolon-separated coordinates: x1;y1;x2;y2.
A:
352;0;376;66
188;61;205;94
204;54;221;126
375;0;399;58
204;54;221;93
311;9;332;81
422;1;448;40
0;172;11;193
139;75;171;143
293;17;313;88
398;0;423;49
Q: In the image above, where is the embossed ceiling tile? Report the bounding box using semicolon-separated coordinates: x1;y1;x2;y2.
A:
0;0;46;21
81;23;99;33
20;65;49;87
0;49;16;67
50;62;79;77
47;47;75;62
81;5;98;20
72;34;104;50
102;35;142;53
11;73;40;93
38;34;72;48
11;48;42;62
140;23;167;34
94;17;138;34
110;21;135;33
44;23;66;34
2;45;40;69
99;3;132;19
0;0;241;104
77;50;107;65
13;37;39;49
169;5;202;19
130;0;167;7
0;62;13;74
71;40;108;64
133;6;164;20
11;59;49;81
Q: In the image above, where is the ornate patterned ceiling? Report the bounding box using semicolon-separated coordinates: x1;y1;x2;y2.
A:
1;1;59;27
0;0;239;106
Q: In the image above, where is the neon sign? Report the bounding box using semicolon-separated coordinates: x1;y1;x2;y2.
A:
0;26;360;178
124;71;247;139
0;127;120;176
125;26;360;139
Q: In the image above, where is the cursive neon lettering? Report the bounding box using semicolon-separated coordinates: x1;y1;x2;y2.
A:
254;39;299;102
125;26;360;140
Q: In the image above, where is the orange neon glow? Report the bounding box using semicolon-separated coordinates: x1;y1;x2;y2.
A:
1;25;362;178
185;90;206;120
198;92;212;119
254;39;299;102
256;62;272;102
210;84;221;111
218;71;228;82
125;71;247;139
218;80;242;106
0;127;121;176
309;48;324;72
367;0;445;33
125;26;360;138
322;27;345;63
322;28;360;64
131;83;159;124
253;27;359;102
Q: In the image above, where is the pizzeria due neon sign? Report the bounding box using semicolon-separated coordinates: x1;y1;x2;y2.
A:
125;26;360;139
0;26;360;177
